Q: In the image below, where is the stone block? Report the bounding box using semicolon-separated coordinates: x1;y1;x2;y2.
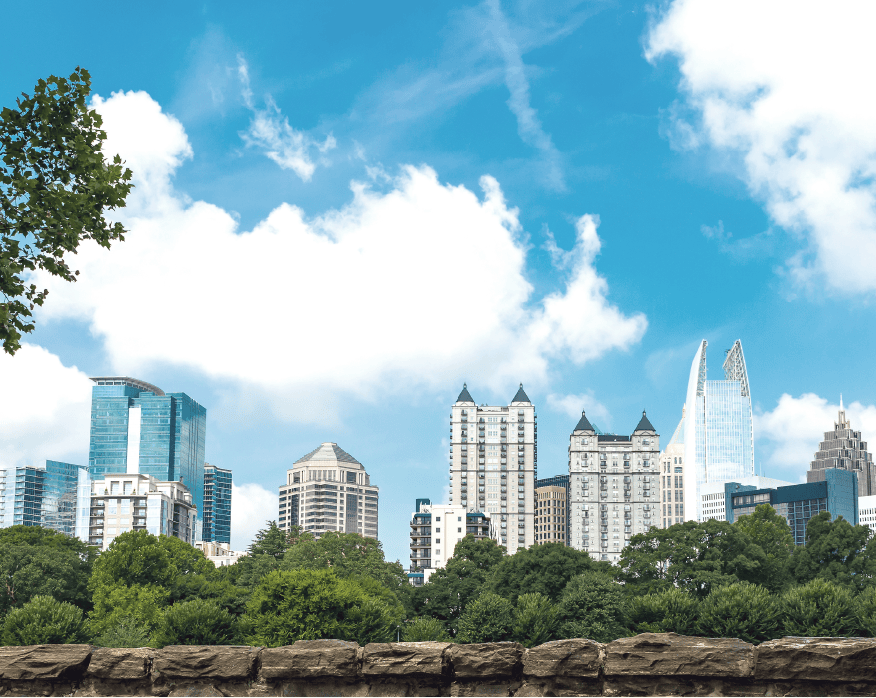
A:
755;636;876;682
604;633;754;677
86;647;151;679
153;645;258;680
259;639;359;679
523;639;603;679
0;644;92;680
362;641;449;676
448;642;523;679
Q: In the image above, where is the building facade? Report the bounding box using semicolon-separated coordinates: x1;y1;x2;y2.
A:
660;410;686;528
0;461;90;537
448;384;536;553
725;469;858;545
569;411;660;563
86;472;197;551
203;464;232;544
278;443;378;539
408;499;496;585
699;476;793;522
88;377;207;538
860;495;876;535
807;399;876;497
682;340;755;522
535;482;568;545
196;541;245;567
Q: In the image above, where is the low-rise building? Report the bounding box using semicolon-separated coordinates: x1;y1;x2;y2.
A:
699;476;794;522
196;541;245;567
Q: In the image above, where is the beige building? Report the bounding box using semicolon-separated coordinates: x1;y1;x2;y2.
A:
278;443;378;540
448;384;537;553
569;411;660;563
196;541;245;567
535;484;567;545
660;409;686;528
87;472;196;551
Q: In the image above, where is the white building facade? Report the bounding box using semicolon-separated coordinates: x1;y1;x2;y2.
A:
660;410;686;528
448;384;536;553
569;411;660;563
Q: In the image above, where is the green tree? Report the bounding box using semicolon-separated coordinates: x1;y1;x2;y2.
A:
733;504;795;593
249;521;298;559
153;598;238;647
2;595;86;645
512;592;558;647
456;592;514;643
92;616;151;648
89;530;177;591
856;586;876;637
402;616;452;642
88;583;168;639
627;587;699;635
790;512;876;591
697;582;780;644
781;578;858;637
556;571;628;643
0;68;133;354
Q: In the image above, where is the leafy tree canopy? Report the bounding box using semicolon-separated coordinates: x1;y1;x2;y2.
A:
790;512;876;590
248;521;301;560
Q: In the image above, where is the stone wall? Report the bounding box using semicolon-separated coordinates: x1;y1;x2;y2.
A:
3;633;876;696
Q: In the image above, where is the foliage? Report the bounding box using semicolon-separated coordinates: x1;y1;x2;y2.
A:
402;616;452;642
456;592;514;643
88;530;178;591
733;504;795;593
249;521;301;560
512;592;558;647
92;615;152;648
781;578;858;637
88;583;169;639
153;598;238;647
0;68;133;354
789;512;876;591
1;595;86;645
696;582;780;644
856;586;876;637
627;587;699;635
556;572;628;643
233;553;281;590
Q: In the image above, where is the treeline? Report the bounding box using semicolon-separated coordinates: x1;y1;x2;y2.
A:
5;504;876;646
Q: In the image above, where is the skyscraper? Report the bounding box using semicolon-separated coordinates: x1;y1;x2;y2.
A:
88;377;207;538
808;398;876;496
0;460;90;536
448;384;536;553
660;409;686;528
682;340;754;522
203;464;232;544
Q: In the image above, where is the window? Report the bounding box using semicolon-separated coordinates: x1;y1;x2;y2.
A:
436;528;440;532
436;517;441;522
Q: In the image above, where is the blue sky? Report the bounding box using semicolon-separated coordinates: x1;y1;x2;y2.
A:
3;0;876;563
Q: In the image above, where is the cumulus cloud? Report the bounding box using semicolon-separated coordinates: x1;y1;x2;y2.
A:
756;393;876;469
547;391;611;429
34;90;645;424
0;345;92;468
230;482;278;551
647;0;876;293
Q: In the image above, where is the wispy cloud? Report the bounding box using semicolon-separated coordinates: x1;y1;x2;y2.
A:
547;391;611;430
237;56;337;182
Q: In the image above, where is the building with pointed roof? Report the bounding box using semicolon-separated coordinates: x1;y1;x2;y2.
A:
808;399;876;497
568;410;660;563
278;442;379;540
448;384;537;554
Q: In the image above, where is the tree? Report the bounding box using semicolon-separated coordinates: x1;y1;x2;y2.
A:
627;587;699;636
789;512;876;591
402;616;452;642
249;521;298;560
88;530;177;591
152;598;238;647
456;592;514;643
733;504;795;593
696;582;780;644
512;592;558;647
92;616;151;648
556;572;628;643
1;595;86;645
781;578;858;637
856;586;876;637
0;68;132;354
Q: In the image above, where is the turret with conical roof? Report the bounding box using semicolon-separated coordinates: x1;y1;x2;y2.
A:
634;410;656;433
511;383;531;404
456;383;475;404
573;410;595;433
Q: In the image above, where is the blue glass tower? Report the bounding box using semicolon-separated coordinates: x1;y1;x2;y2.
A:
0;460;90;536
203;464;232;544
88;377;207;539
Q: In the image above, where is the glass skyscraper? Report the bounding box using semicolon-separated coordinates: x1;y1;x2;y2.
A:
203;463;232;544
682;340;754;521
88;377;207;539
0;460;90;537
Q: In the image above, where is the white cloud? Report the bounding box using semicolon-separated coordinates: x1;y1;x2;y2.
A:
34;90;645;425
756;393;876;469
0;345;91;468
547;391;611;429
647;0;876;293
237;56;336;181
230;482;278;551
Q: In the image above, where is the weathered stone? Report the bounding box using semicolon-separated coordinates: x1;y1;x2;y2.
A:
153;646;258;680
604;633;754;677
448;642;523;679
0;644;92;680
450;679;521;696
259;639;359;679
523;638;603;679
755;636;876;681
271;680;369;696
362;642;449;677
166;685;224;697
87;647;151;679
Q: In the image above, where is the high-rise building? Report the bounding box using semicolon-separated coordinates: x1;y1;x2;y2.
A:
569;411;660;563
278;442;379;539
203;464;232;544
88;377;207;538
448;384;536;554
660;409;686;527
807;398;876;496
535;479;568;545
0;460;90;537
682;340;754;522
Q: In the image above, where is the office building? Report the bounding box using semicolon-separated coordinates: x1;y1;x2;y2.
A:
725;469;858;545
203;464;232;544
0;461;90;537
660;409;686;527
808;398;876;497
88;377;207;538
860;495;876;535
278;442;378;539
699;475;793;522
569;410;660;563
448;384;536;553
408;498;496;585
86;472;197;550
682;340;754;522
535;479;568;545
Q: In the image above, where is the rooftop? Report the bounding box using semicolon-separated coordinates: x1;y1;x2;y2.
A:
294;442;362;467
90;376;165;396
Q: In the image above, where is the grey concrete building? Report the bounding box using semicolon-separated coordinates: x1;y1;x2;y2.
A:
808;398;876;497
568;411;660;563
